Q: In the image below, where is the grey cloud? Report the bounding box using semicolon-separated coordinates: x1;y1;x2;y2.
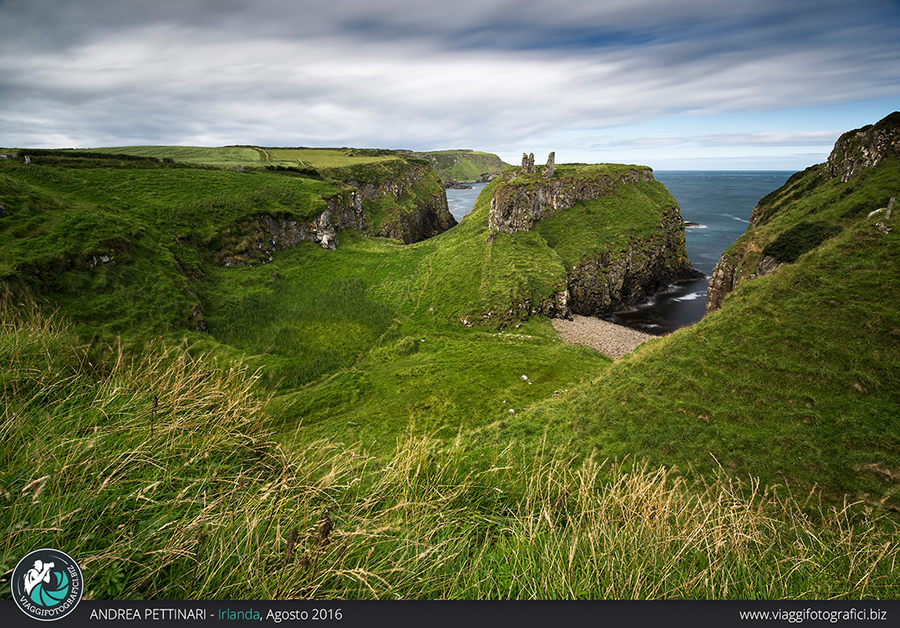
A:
0;0;898;154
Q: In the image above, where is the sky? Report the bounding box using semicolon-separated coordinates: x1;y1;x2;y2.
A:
1;0;898;170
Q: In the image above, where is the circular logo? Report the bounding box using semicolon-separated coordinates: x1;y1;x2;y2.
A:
11;548;83;621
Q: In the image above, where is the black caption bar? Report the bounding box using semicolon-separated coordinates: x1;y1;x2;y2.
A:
1;600;898;628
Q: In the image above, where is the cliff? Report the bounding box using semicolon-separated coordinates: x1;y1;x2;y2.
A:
480;163;701;323
825;111;900;183
0;150;454;334
488;165;654;236
216;157;456;265
405;149;510;184
706;111;900;315
333;158;456;243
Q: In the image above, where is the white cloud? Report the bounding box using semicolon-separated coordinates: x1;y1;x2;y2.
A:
0;0;898;169
698;131;842;147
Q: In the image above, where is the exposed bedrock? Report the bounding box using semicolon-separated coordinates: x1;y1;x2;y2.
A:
488;167;654;237
566;207;703;316
487;165;701;321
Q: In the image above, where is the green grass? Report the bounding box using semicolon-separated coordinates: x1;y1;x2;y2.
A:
2;148;899;599
0;158;343;337
491;164;900;510
265;148;400;169
412;150;510;183
727;157;900;282
82;145;264;167
2;302;897;600
532;178;673;268
77;145;402;170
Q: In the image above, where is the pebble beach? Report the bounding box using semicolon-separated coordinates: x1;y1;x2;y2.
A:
552;315;657;359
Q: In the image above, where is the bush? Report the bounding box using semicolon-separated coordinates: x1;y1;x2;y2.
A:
761;220;843;263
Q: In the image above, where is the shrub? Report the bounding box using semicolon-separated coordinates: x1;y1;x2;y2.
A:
761;220;843;263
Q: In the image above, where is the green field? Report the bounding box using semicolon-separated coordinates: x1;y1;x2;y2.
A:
80;145;403;170
412;149;510;183
83;145;264;166
1;144;898;599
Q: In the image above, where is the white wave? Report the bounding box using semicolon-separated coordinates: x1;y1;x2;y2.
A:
723;214;750;223
674;291;707;302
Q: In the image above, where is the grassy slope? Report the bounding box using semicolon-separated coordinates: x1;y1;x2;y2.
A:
82;145;264;167
0;156;341;336
412;149;510;182
2;151;899;598
493;157;900;510
81;145;401;170
197;173;614;453
2;302;897;600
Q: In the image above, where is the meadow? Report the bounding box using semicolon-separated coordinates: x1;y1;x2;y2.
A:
1;148;898;599
2;301;897;599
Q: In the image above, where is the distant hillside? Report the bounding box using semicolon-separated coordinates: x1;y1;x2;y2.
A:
406;149;511;184
79;145;403;170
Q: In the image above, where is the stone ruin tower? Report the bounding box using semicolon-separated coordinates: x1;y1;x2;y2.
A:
521;152;535;173
521;152;555;177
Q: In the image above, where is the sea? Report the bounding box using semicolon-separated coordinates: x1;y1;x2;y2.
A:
445;171;795;335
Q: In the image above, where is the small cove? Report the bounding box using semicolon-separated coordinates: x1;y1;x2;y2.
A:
445;171;794;335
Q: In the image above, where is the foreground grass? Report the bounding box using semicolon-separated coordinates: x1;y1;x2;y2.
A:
2;302;898;599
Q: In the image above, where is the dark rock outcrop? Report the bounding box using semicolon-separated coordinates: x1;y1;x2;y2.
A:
826;112;900;183
705;257;737;315
489;167;654;237
567;207;703;316
216;159;456;266
376;198;457;244
485;165;701;322
343;160;456;243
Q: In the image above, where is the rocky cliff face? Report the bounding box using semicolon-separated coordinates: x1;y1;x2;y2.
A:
485;164;700;322
339;159;456;244
826;112;900;183
567;207;701;315
705;111;900;316
489;167;654;237
216;159;455;266
345;160;456;243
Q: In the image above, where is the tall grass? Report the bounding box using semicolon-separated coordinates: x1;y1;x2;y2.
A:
2;302;897;600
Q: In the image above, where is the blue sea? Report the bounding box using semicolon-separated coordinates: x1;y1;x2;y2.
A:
447;182;490;222
445;171;794;334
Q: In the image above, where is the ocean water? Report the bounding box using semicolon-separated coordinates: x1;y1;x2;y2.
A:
447;182;489;222
444;171;794;335
610;171;794;334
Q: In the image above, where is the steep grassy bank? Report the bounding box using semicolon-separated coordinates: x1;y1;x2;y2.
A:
495;137;900;512
2;303;897;599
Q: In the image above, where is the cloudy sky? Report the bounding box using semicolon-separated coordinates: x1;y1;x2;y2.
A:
1;0;898;169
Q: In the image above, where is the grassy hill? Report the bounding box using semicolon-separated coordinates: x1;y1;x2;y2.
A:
490;127;900;513
1;128;899;599
408;149;510;183
79;145;402;170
